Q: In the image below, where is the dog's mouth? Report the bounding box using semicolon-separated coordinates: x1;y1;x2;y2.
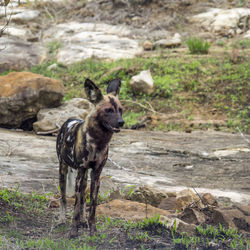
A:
103;123;120;133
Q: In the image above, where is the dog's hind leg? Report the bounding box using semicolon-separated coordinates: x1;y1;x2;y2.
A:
70;168;88;238
59;162;68;223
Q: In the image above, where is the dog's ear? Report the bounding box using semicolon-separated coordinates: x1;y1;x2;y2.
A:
106;79;121;97
84;78;103;104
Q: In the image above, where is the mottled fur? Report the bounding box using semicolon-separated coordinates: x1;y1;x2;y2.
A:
56;79;123;237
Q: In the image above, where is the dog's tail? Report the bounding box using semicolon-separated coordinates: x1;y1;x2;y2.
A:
66;168;76;197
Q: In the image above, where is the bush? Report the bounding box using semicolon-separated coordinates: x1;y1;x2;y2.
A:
186;37;210;54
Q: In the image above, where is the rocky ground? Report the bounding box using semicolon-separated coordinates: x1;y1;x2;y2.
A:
0;128;249;204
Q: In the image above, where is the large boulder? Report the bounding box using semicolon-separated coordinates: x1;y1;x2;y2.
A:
33;98;93;134
0;72;64;129
191;8;250;37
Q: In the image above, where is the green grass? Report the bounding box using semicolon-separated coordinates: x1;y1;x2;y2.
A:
1;49;249;133
186;37;210;54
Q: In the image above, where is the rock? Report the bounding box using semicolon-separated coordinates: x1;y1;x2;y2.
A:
212;207;250;232
175;189;202;211
3;26;32;39
178;207;206;225
143;40;154;51
158;197;178;212
0;37;46;73
44;22;142;64
163;217;196;236
47;63;59;71
11;9;40;23
129;70;154;95
243;30;250;38
127;185;167;207
154;33;182;48
33;98;93;134
159;189;204;212
96;199;170;221
99;176;120;199
191;8;250;37
0;72;64;129
202;193;218;207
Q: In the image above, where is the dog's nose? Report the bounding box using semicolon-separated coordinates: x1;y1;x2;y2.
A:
118;119;124;127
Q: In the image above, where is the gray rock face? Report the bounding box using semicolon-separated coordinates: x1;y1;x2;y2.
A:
0;37;46;73
191;8;250;37
44;22;142;64
33;98;93;134
0;128;249;206
129;70;154;95
0;72;64;128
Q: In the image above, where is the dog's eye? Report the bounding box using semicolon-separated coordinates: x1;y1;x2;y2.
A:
105;108;114;113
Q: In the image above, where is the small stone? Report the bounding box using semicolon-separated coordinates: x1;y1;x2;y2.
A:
154;33;181;48
143;40;154;51
47;63;58;71
178;207;206;225
129;70;154;95
128;185;168;207
202;193;218;207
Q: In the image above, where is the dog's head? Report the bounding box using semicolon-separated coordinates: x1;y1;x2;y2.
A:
84;78;124;133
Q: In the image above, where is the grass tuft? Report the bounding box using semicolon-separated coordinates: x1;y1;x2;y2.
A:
186;37;210;54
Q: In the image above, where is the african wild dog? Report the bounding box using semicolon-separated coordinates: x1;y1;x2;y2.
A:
56;78;124;237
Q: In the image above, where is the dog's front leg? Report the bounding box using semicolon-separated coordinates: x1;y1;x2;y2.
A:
88;162;105;235
59;162;68;223
80;169;88;228
70;168;88;238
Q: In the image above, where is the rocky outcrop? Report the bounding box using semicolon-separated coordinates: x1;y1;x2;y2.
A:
44;22;142;64
191;8;250;37
0;72;64;129
33;98;93;134
129;70;154;95
159;189;202;212
212;206;250;232
97;199;170;221
0;37;46;73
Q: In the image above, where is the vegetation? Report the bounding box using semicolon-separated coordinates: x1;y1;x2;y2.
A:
0;188;249;249
186;37;210;54
22;44;250;133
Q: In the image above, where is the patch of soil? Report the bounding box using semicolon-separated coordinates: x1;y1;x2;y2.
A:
1;195;249;249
